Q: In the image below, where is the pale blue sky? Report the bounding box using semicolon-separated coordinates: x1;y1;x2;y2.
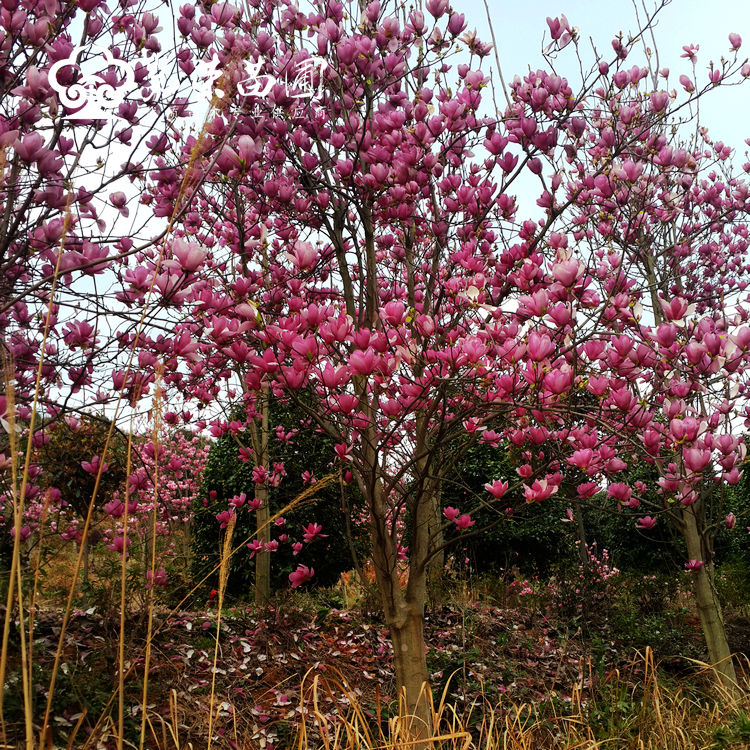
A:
454;0;750;155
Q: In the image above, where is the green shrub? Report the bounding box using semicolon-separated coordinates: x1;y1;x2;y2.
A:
440;441;573;574
191;397;367;598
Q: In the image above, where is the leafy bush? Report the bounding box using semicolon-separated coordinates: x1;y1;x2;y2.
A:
714;560;750;613
192;397;367;598
440;441;573;574
551;542;621;627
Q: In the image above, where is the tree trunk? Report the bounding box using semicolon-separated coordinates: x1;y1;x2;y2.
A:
574;496;588;564
389;605;432;743
183;518;191;566
254;484;270;606
82;536;89;587
251;238;272;608
682;508;737;692
366;477;433;744
425;479;444;608
254;382;271;606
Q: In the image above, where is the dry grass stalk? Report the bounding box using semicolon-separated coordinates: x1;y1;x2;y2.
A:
139;370;164;750
0;349;20;746
118;416;135;750
285;653;750;750
207;513;236;750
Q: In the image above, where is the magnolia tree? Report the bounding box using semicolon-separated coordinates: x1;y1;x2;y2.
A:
501;32;750;688
3;0;750;735
102;426;209;579
119;0;750;723
137;1;548;729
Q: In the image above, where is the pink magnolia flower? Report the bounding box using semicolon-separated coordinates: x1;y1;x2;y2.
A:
685;559;704;572
463;418;483;434
725;513;736;530
680;44;699;62
11;525;32;542
289;564;314;588
292;542;303;555
425;0;448;19
649;90;669;111
669;417;701;443
264;540;279;552
81;455;108;474
527;331;555;361
480;430;501;447
107;535;131;554
454;514;475;530
577;482;599;498
607;483;632;503
517;464;533;478
171;237;206;273
302;522;327;543
544;367;572;395
104;499;125;517
13;132;45;162
568;448;595;472
349;348;378;375
228;492;246;509
636;516;657;530
729;33;742;51
334;443;353;462
210;2;239;25
215;509;235;529
683;447;711;474
285;240;317;270
524;479;558;503
679;74;694;93
484;480;508;498
447;12;466;36
247;539;263;557
443;506;460;520
723;468;743;484
551;258;582;286
546;14;570;41
109;191;129;218
146;568;168;588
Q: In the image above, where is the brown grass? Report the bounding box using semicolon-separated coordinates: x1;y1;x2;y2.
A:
128;649;750;750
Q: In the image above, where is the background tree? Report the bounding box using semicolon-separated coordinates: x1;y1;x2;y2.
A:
501;28;750;687
35;414;128;583
439;440;571;576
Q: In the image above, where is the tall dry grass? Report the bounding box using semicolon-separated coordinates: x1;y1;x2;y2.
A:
284;651;750;750
132;649;750;750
